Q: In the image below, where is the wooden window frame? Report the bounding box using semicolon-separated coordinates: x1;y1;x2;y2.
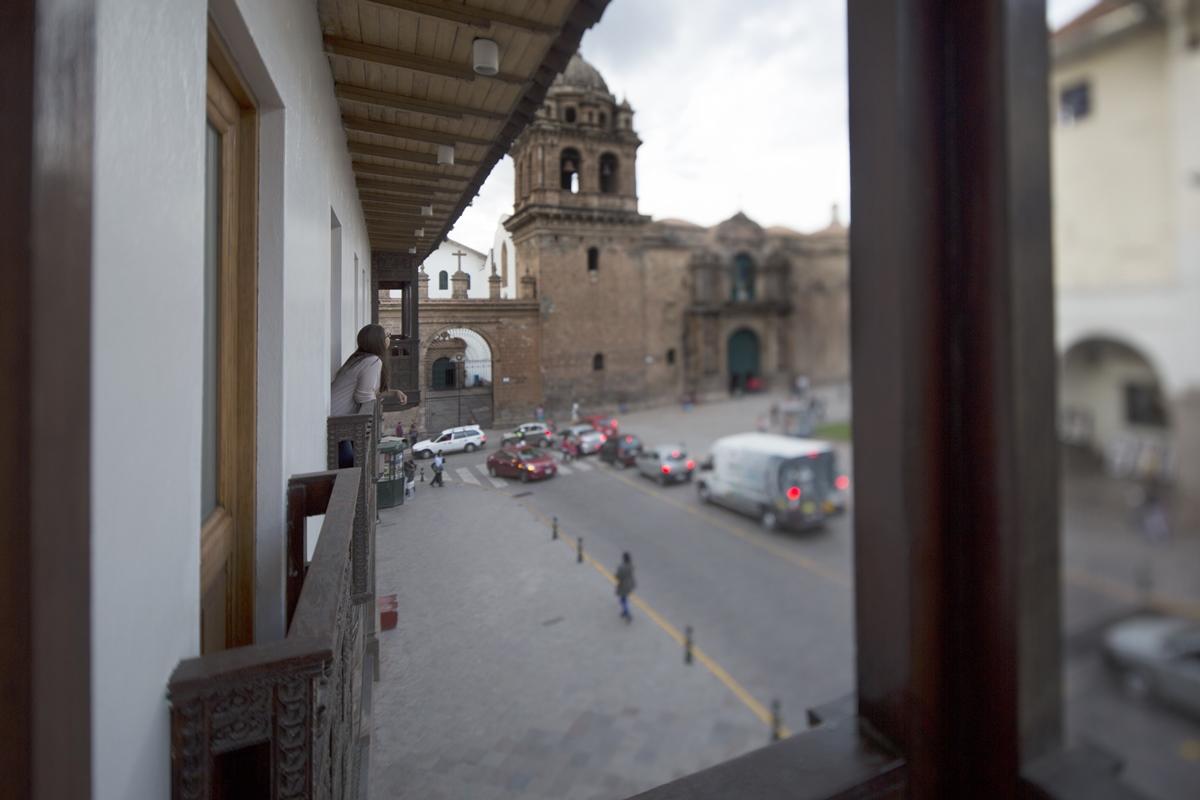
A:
201;24;258;652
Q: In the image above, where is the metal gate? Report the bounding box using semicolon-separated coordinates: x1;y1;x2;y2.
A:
423;352;494;434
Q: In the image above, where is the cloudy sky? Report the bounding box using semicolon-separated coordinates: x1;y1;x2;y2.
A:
447;0;1098;253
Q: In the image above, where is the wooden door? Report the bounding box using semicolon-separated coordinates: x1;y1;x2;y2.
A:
201;30;258;653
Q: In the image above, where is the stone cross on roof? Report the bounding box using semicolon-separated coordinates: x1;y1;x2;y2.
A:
452;250;468;272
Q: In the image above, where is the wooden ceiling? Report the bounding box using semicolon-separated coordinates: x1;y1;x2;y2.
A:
317;0;610;261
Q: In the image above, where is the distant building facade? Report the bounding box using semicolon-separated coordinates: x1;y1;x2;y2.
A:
1051;0;1200;517
382;53;849;430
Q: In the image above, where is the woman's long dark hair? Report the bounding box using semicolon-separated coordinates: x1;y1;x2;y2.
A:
337;324;390;390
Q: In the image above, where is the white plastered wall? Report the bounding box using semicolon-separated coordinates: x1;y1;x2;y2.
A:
91;1;370;797
422;239;490;298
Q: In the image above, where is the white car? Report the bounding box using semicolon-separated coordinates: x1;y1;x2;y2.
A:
412;425;486;458
564;424;606;455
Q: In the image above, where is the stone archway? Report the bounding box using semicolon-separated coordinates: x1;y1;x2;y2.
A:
727;328;761;393
1061;336;1171;478
423;327;496;434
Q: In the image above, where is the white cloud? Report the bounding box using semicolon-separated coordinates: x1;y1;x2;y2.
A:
448;0;1094;252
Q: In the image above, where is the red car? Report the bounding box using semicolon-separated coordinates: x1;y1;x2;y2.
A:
486;447;558;482
584;414;620;437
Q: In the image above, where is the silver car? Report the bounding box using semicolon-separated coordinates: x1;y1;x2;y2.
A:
1104;615;1200;720
636;444;696;485
565;424;606;455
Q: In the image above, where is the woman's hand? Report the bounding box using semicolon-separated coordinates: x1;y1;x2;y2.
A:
386;389;408;404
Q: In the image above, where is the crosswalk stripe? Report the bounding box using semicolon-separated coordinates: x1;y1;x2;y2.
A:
572;460;593;472
456;467;480;486
476;464;508;487
556;463;573;475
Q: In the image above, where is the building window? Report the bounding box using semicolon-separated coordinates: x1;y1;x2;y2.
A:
587;246;599;273
593;353;605;371
1059;81;1090;124
599;112;607;128
667;348;676;365
438;271;449;291
465;274;471;291
1125;382;1167;427
561;148;581;194
564;106;576;123
731;253;756;302
599;153;618;194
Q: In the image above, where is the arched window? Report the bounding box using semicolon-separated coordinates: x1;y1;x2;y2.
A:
564;106;576;123
593;353;605;371
500;244;509;284
599;153;618;194
731;253;756;302
587;246;599;273
598;112;607;128
666;348;676;365
560;148;581;194
465;274;471;291
438;270;449;291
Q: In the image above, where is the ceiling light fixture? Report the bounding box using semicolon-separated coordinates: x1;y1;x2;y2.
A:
421;204;434;216
408;247;417;254
436;144;455;165
472;38;499;76
415;228;425;238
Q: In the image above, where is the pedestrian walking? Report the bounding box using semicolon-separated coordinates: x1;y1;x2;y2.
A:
535;404;545;422
615;552;636;622
431;453;446;487
408;421;419;443
571;400;581;422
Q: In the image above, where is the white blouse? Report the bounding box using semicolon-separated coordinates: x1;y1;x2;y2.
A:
330;355;382;416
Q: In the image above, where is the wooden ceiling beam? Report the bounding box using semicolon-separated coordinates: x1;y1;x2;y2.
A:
348;140;480;169
359;193;439;208
352;160;469;184
324;36;524;85
365;0;559;34
356;178;452;196
341;114;492;147
335;83;507;121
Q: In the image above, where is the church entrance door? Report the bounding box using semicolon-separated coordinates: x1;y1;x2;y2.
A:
727;328;761;393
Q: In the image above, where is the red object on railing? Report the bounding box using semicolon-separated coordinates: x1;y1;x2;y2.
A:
836;475;850;491
378;594;398;631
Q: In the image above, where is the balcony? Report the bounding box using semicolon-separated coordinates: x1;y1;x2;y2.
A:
168;412;380;799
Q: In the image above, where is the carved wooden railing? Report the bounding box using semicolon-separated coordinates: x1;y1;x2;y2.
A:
169;467;367;799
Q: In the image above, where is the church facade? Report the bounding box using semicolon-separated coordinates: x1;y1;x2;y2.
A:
384;54;849;429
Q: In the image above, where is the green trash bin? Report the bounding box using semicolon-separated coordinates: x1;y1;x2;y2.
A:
377;439;406;509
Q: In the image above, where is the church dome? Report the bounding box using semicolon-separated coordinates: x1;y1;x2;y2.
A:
550;52;610;95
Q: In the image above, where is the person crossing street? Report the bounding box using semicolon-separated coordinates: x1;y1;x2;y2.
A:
431;453;446;487
615;552;636;622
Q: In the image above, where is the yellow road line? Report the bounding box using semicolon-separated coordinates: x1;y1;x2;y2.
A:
518;501;793;738
600;467;851;589
1062;567;1200;622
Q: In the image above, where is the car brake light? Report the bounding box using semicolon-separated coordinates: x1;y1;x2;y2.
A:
625;435;633;443
686;460;695;470
600;433;608;442
835;475;850;491
661;464;671;475
786;486;802;501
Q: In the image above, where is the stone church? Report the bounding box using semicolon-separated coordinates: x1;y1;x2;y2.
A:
383;53;849;431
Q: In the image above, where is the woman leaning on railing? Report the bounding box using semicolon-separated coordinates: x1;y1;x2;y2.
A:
331;323;407;468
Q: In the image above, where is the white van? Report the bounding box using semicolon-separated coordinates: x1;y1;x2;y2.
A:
696;433;848;530
412;425;487;458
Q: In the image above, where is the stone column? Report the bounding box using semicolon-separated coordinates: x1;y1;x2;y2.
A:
488;272;502;300
451;270;468;299
520;274;537;300
417;269;429;301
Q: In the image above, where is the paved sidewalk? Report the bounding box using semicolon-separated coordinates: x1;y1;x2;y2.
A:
370;478;769;800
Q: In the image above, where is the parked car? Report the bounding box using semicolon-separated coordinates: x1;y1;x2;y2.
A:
584;414;620;437
696;433;848;530
501;421;555;447
600;434;643;467
563;424;606;455
486;447;558;482
412;425;487;458
636;444;695;485
1104;615;1200;720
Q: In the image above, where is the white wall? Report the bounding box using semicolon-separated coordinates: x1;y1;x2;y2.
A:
90;1;370;797
490;215;519;298
423;239;489;298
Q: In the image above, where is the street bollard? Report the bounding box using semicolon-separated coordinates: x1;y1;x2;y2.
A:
576;536;583;563
770;700;783;742
552;516;559;540
684;626;694;665
420;467;426;483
